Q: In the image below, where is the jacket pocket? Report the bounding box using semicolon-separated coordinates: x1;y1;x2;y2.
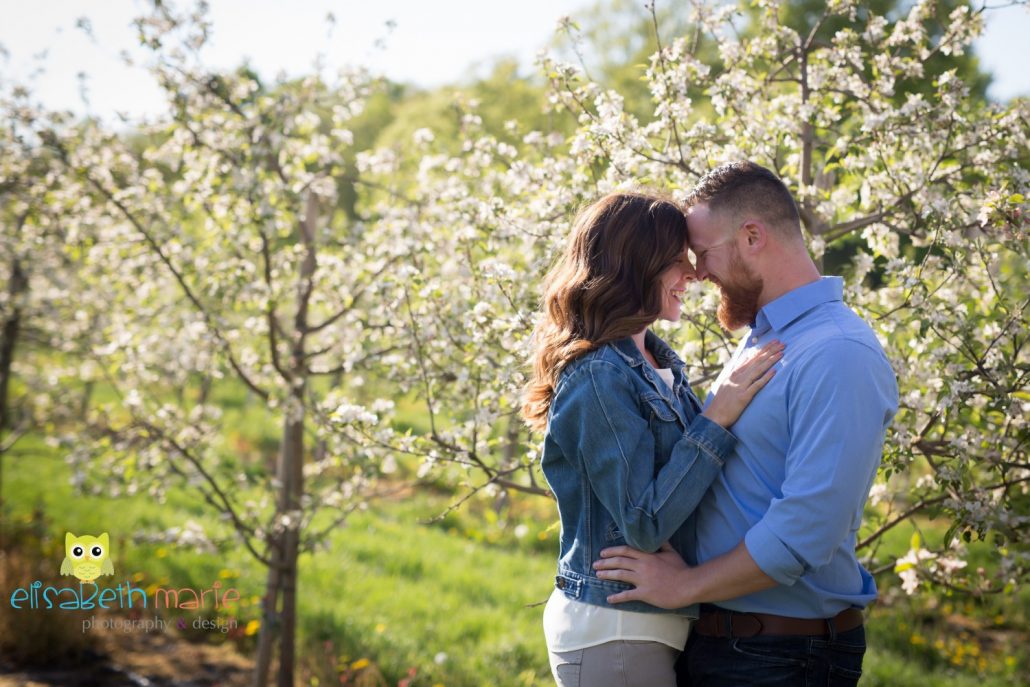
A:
640;391;678;423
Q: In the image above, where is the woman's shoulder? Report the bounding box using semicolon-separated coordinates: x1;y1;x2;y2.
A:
554;343;633;394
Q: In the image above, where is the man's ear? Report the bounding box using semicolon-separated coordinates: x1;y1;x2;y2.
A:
741;220;767;252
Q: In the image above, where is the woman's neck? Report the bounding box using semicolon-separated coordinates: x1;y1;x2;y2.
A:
632;329;660;368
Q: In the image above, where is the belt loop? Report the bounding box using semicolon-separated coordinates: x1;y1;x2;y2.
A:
723;610;733;638
826;616;838;641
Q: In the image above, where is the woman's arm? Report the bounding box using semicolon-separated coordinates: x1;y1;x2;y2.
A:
551;360;731;552
551;343;782;553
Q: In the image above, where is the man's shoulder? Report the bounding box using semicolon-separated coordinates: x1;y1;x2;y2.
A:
783;303;897;401
792;301;888;360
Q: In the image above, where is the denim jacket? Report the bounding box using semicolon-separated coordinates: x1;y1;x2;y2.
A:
541;329;737;617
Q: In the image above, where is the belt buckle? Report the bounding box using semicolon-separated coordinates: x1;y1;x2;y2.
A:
730;613;763;638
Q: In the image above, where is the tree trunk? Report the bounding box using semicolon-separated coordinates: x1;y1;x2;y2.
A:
260;190;317;687
253;392;305;687
79;380;94;421
251;537;282;687
199;375;212;406
276;391;305;687
0;257;28;535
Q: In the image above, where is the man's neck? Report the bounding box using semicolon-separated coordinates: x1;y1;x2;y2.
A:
756;254;822;309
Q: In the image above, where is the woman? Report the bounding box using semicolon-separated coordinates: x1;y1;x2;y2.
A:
521;191;782;687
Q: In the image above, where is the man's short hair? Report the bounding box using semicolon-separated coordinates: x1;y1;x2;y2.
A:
685;161;802;238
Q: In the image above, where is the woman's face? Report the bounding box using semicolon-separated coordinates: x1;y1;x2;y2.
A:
656;246;696;322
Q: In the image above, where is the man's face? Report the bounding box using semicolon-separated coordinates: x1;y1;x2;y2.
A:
687;203;764;331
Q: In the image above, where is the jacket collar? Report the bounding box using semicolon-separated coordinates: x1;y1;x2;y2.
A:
609;330;689;417
611;329;681;370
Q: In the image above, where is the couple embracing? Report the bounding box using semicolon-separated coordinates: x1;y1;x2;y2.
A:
521;161;899;687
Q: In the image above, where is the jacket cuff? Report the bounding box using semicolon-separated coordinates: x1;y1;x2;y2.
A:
744;520;806;586
684;413;737;465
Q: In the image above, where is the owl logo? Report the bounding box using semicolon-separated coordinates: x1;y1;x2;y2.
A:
60;532;114;583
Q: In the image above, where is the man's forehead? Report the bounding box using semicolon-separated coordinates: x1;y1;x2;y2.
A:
686;204;717;245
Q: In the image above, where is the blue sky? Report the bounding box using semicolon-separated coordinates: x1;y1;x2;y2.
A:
1;0;1027;124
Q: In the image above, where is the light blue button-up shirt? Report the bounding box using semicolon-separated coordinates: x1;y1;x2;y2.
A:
694;276;898;618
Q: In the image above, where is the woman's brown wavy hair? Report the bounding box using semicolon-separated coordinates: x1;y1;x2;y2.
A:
521;191;689;432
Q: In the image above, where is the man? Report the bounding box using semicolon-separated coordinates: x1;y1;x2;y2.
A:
592;161;898;686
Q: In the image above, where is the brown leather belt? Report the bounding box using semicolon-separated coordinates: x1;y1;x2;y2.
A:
695;606;864;638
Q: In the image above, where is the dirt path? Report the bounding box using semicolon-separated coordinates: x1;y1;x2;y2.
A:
0;622;253;687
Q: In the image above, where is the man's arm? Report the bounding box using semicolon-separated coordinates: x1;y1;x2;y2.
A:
741;339;898;585
595;337;898;607
593;540;776;609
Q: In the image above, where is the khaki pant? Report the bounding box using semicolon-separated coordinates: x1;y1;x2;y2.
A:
548;640;679;687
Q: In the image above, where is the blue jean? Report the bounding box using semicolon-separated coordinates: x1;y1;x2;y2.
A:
676;625;865;686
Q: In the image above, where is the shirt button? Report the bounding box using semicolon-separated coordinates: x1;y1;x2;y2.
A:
750;336;759;345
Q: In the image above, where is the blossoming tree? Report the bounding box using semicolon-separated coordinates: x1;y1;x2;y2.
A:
368;0;1029;601
20;4;417;686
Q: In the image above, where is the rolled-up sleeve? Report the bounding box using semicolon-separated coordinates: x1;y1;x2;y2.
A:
552;360;737;553
744;339;898;585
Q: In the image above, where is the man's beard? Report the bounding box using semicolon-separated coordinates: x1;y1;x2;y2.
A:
715;251;763;331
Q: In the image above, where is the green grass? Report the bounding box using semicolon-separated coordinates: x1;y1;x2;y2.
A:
298;504;555;686
863;609;1025;686
2;436;556;685
3;424;1026;686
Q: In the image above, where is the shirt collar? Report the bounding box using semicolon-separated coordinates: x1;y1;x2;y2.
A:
753;276;844;334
